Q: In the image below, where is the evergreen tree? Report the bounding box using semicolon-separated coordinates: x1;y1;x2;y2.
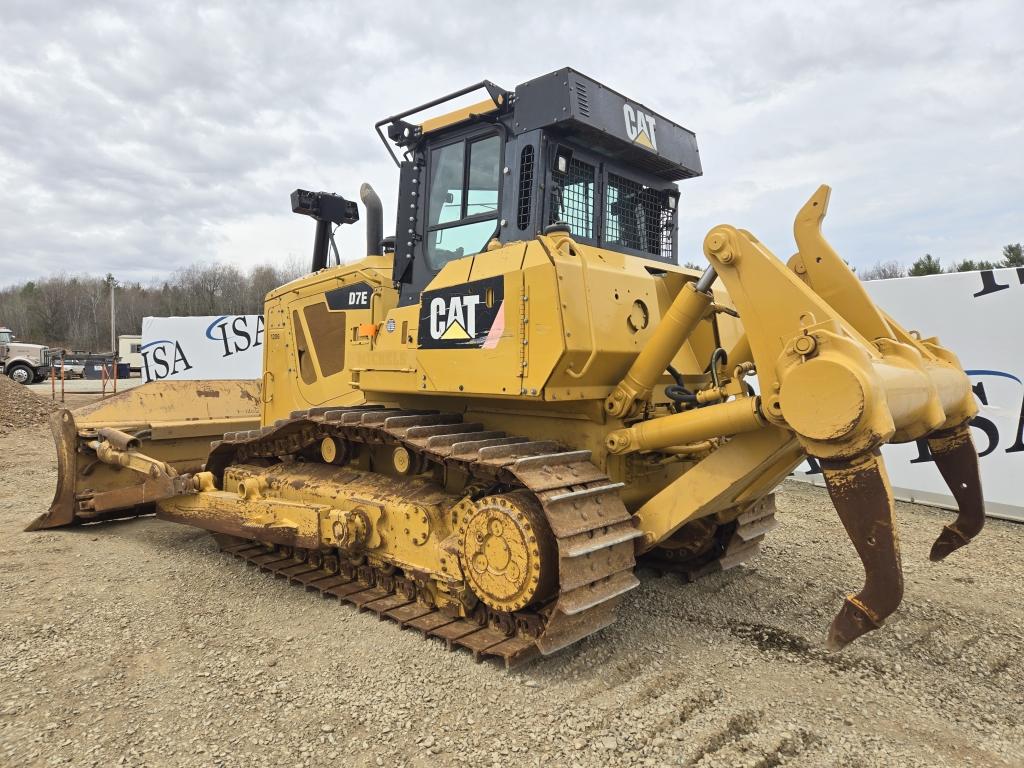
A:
908;254;942;276
1002;243;1023;267
950;259;998;272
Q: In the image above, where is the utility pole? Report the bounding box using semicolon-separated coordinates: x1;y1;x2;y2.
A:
108;275;118;389
109;278;116;358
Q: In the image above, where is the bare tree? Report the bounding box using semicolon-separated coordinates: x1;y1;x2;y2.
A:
0;261;307;350
858;261;906;281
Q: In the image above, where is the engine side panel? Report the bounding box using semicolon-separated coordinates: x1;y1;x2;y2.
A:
357;237;721;406
260;255;396;423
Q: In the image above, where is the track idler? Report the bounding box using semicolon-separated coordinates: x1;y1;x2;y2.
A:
821;450;904;650
925;423;985;561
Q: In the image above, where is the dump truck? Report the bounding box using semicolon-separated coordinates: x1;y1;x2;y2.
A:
27;68;985;666
1;326;53;384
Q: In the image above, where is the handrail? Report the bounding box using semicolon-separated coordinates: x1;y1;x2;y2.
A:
374;80;509;166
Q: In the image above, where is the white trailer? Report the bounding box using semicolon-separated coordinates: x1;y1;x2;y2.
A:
118;334;143;374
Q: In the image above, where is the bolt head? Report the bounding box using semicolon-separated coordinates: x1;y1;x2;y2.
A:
794;335;817;355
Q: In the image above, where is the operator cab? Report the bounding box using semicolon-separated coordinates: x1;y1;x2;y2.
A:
379;68;703;306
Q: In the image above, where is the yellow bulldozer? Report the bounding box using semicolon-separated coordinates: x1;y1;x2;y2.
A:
28;68;985;667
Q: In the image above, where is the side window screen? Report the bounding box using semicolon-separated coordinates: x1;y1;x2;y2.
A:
605;174;673;258
425;133;501;270
549;157;595;239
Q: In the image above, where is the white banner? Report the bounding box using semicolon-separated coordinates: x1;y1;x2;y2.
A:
794;267;1024;522
140;315;264;382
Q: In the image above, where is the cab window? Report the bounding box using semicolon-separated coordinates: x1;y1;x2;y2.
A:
425;134;501;269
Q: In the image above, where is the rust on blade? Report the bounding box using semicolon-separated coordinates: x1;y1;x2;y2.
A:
926;423;985;562
26;411;79;531
821;450;904;650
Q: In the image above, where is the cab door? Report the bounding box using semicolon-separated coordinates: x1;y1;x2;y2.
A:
396;126;504;307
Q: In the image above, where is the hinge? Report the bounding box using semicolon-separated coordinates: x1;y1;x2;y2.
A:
519;287;529;391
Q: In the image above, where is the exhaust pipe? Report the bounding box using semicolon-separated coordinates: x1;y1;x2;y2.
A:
360;183;384;256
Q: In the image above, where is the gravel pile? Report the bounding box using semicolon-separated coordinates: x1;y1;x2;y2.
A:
0;419;1021;767
0;377;61;436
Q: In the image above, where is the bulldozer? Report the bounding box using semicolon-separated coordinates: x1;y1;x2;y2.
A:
27;68;986;667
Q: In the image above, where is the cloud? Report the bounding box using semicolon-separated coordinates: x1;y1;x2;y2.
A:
0;0;1021;286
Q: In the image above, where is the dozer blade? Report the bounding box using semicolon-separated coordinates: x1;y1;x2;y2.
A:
27;379;260;531
821;450;904;650
925;423;985;561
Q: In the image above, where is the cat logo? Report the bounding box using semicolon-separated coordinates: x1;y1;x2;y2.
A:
429;294;480;340
622;104;658;152
418;275;505;350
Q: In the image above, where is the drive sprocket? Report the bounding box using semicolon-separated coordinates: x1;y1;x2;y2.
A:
457;492;557;613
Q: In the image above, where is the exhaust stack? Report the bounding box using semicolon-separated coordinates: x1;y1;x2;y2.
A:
360;183;384;256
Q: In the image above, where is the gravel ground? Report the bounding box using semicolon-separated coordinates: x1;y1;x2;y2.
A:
0;408;1022;767
0;377;61;436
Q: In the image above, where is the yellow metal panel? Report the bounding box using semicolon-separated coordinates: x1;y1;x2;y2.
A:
468;243;527;281
421;255;475;289
417;269;525;396
536;237;709;400
520;246;564;398
261;257;397;421
420;99;499;134
149;417;261;440
73;379;261;427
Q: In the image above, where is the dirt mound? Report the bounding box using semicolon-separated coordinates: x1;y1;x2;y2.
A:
0;375;62;435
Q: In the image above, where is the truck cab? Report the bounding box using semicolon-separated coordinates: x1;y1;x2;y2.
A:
0;327;52;384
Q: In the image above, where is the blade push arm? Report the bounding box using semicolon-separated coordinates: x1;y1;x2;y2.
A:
80;428;195;514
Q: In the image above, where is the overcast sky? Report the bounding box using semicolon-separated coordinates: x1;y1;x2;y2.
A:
1;0;1021;286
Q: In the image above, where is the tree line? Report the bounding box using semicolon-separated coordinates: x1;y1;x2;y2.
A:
858;243;1023;280
4;243;1021;351
0;261;304;353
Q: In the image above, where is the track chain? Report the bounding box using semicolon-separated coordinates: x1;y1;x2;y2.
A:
204;405;773;666
213;532;543;668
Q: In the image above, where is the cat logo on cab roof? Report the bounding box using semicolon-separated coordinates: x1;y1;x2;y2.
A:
623;104;658;152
